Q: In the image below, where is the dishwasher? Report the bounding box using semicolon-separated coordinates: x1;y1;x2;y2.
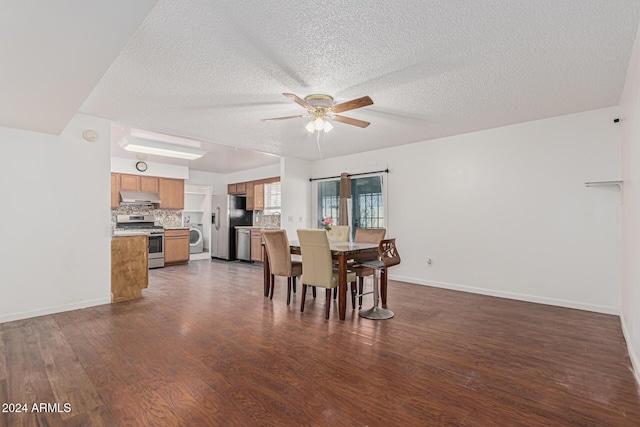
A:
236;228;251;261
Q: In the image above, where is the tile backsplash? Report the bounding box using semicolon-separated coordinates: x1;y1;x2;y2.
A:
253;211;281;229
112;206;183;228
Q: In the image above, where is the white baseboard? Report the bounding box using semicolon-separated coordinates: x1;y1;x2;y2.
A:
0;297;111;324
389;275;620;315
620;313;640;388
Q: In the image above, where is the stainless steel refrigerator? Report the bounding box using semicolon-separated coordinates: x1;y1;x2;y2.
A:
211;194;253;260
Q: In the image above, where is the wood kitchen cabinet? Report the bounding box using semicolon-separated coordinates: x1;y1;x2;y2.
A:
111;235;148;302
246;181;255;210
228;182;247;195
140;176;159;192
111;173;183;209
251;229;264;262
254;183;265;210
164;228;190;265
111;173;121;208
158;178;184;209
120;174;141;191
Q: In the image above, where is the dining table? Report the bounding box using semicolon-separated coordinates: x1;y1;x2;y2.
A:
263;240;384;320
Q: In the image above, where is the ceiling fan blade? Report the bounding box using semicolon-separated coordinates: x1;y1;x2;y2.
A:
261;114;308;122
331;96;373;114
333;115;370;128
283;93;312;110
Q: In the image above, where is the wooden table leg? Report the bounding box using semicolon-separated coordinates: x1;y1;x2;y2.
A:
263;245;270;297
338;255;347;320
381;268;388;308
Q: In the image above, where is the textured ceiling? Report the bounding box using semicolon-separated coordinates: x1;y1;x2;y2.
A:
0;0;156;134
14;1;640;171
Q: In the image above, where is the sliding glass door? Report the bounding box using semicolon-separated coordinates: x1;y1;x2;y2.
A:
316;174;385;238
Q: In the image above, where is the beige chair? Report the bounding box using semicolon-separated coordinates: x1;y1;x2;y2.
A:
262;230;302;305
351;228;386;308
297;229;356;319
325;225;350;242
355;238;401;320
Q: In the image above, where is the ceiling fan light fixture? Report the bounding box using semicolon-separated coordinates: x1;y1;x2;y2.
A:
305;120;316;133
313;117;325;130
323;121;333;133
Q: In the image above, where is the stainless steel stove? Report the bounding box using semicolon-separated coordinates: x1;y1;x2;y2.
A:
115;215;165;269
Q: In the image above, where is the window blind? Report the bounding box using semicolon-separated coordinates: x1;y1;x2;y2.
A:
264;182;281;209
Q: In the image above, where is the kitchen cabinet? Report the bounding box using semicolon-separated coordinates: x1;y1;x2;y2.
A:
111;173;183;209
120;174;141;191
159;178;184;209
140;176;159;192
254;183;265;210
251;229;264;262
111;173;121;208
164;228;190;265
228;182;247;195
246;181;255;210
111;235;148;302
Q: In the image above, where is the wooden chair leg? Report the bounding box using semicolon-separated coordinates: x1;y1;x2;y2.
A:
333;288;337;300
301;284;307;312
287;277;292;305
312;286;316;298
292;277;297;294
325;289;332;319
269;274;275;300
358;277;364;308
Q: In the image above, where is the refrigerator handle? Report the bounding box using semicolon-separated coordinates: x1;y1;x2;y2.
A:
215;207;220;230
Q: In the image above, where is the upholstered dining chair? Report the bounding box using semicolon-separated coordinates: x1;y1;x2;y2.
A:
325;225;350;242
351;228;386;307
297;229;357;319
262;230;302;305
355;238;401;320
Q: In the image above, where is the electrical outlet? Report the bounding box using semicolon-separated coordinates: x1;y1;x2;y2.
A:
426;258;432;266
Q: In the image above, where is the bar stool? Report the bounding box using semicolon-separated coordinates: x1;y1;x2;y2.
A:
355;238;400;320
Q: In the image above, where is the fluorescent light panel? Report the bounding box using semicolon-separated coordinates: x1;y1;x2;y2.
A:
119;136;206;160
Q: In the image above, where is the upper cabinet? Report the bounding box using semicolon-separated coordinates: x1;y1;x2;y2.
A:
111;173;184;210
158;178;184;210
120;174;140;191
140;176;159;193
254;183;264;210
228;177;280;211
245;181;255;210
111;174;121;208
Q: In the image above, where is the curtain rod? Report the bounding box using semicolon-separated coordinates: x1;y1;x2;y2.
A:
309;168;389;182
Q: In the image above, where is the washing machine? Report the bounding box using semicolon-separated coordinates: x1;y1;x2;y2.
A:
189;223;204;254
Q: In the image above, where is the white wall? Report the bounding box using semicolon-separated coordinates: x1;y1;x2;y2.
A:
0;114;112;323
111;157;189;179
227;164;280;184
620;21;640;385
280;157;312;241
313;107;622;314
187;170;226;195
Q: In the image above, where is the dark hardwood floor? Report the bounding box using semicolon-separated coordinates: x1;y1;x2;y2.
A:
1;259;640;426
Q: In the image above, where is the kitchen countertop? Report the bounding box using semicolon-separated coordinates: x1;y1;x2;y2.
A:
112;231;151;237
235;226;280;229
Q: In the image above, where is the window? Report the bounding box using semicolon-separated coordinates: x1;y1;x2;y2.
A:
316;174;385;237
263;181;281;213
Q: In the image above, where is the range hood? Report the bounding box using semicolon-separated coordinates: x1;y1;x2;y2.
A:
119;191;162;206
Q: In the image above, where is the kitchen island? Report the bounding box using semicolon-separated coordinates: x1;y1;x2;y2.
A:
111;234;148;302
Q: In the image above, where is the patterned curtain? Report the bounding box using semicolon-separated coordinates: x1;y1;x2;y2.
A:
338;172;351;226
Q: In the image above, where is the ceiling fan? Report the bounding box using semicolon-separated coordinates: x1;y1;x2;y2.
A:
261;93;373;133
